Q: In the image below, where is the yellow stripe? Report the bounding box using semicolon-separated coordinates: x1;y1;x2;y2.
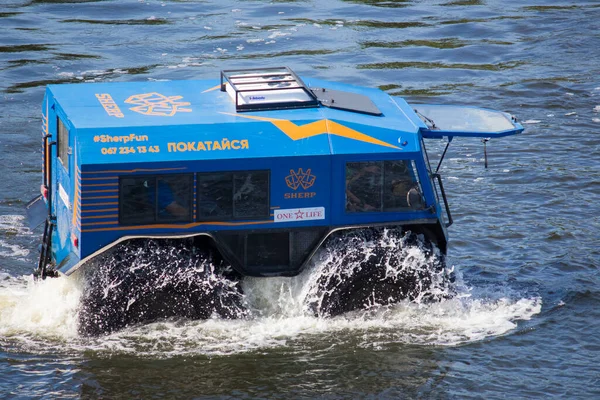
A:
202;84;222;93
84;214;119;219
82;208;118;213
86;195;118;200
71;164;80;229
86;189;117;194
81;176;118;181
81;221;119;226
83;183;118;187
81;167;187;174
220;113;399;150
82;202;118;207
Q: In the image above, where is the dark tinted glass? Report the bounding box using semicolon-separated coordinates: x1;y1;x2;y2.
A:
197;173;234;219
197;170;269;220
119;177;156;224
345;161;383;213
345;160;425;213
119;174;193;225
156;175;193;222
233;171;269;218
383;160;425;211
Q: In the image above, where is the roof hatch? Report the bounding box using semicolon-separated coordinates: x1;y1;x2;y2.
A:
220;67;319;112
220;67;383;116
310;87;382;116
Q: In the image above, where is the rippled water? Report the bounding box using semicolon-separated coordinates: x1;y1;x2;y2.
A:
1;0;599;398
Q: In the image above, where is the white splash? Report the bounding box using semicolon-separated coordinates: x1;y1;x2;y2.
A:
0;233;542;356
0;274;82;339
86;283;541;356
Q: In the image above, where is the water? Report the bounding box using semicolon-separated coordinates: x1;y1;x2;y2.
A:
1;0;599;398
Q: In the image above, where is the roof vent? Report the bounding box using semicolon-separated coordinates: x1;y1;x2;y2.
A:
220;67;319;112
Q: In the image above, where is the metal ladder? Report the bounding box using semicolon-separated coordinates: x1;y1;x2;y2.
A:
35;217;58;279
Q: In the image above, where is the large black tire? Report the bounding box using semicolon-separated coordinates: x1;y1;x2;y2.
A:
78;238;246;336
305;228;454;317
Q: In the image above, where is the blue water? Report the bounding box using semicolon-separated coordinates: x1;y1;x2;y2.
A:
1;0;599;398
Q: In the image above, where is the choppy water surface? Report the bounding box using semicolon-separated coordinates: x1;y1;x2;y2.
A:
1;0;599;398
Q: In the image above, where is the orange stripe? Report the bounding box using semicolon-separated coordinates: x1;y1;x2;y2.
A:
81;176;118;181
82;208;118;213
202;84;222;93
82;220;274;232
71;158;80;229
86;189;117;194
82;202;118;206
82;221;118;226
220;113;400;150
85;195;118;200
83;214;118;219
81;167;187;174
83;183;118;187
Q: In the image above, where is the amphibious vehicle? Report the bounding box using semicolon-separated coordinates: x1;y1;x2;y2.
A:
26;67;523;334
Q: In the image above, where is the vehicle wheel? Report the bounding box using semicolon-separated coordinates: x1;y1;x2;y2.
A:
306;228;452;317
78;238;246;336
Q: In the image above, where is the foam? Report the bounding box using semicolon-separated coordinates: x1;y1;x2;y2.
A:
0;274;81;340
0;234;542;356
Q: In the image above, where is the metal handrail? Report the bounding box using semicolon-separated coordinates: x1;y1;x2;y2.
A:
432;173;453;227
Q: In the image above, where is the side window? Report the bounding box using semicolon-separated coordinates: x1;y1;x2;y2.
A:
197;170;269;220
233;171;269;218
156;175;193;222
119;174;193;225
345;161;382;212
197;173;234;219
382;160;425;211
120;177;156;225
57;118;69;172
345;160;425;213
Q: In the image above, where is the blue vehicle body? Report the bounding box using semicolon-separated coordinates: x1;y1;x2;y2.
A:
28;67;523;280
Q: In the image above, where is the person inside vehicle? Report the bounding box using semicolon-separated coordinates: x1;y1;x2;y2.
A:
152;178;190;220
390;178;424;209
384;159;424;210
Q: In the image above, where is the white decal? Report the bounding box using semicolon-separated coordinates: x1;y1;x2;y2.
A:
274;207;325;223
59;184;70;209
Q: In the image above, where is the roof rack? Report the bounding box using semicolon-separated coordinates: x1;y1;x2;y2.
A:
220;67;319;112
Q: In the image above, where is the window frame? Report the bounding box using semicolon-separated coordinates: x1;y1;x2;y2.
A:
345;160;425;214
196;169;270;222
118;173;194;225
